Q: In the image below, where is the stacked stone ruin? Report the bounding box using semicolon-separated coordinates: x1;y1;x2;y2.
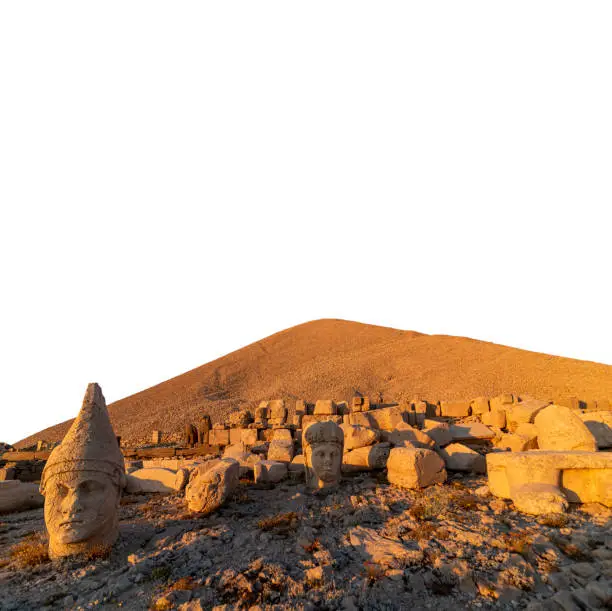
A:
2;389;611;550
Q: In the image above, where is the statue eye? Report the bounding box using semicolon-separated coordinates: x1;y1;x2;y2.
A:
56;483;68;497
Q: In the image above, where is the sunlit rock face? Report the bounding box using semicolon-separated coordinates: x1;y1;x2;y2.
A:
40;383;125;559
303;421;344;491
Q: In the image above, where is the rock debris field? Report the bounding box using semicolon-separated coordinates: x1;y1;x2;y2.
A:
1;472;611;611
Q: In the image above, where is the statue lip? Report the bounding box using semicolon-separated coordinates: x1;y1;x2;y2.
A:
59;519;85;527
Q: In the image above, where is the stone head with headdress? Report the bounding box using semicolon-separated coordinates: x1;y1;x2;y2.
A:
303;420;344;491
41;383;125;558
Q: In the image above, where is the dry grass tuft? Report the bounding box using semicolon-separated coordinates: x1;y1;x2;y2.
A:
496;532;532;556
363;561;386;583
409;491;448;521
257;512;299;534
9;533;49;568
451;492;480;511
168;576;197;591
538;513;569;528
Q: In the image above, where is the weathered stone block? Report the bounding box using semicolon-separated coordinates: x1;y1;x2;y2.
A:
0;467;16;481
490;394;515;411
579;411;612;449
269;400;287;421
534;405;597;452
506;399;549;431
208;429;230;446
348;406;409;431
151;430;162;445
482;409;507;429
342;443;390;472
470;397;490;415
384;423;435;449
254;460;287;484
272;428;293;442
314;400;336;416
229;428;242;445
438;443;486;472
268;440;294;462
486;451;612;508
421;420;452;447
387;448;447;489
240;428;259;446
340;424;380;451
0;480;44;513
351;396;370;412
495;433;537;452
440;401;471;418
126;468;185;494
302;415;343;428
185;459;239;514
449;422;495;442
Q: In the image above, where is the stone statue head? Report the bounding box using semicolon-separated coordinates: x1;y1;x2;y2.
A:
40;383;126;559
303;421;344;491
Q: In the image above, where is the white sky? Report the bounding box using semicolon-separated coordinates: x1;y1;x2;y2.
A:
1;2;611;444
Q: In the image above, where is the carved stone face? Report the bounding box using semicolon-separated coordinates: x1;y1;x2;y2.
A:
310;442;342;483
44;471;120;550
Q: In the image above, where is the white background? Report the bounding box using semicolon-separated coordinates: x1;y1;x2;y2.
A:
1;2;610;444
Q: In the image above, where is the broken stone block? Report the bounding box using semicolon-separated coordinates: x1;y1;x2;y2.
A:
228;409;253;428
412;400;428;414
534;405;597;452
267;440;294;462
255;405;270;420
495;433;537;452
506;399;549;431
288;454;305;473
512;483;569;515
387;447;447;489
440;401;471;418
486;451;612;509
222;444;262;477
254;460;288;484
351;396;371;412
185;458;239;514
482;409;507;429
229;428;242;445
349;526;423;568
151;430;162;444
269;400;287;422
314;400;336;415
302;415;343;428
340;424;380;451
0;480;44;513
342;443;391;472
438;443;486;472
470;397;490;415
0;467;16;481
208;429;230;446
126;468;186;494
240;428;258;446
124;460;143;474
272;428;293;442
384;422;435;449
421;420;452;447
490;394;515;411
449;422;495;442
295;399;306;415
348;406;408;431
579;411;612;449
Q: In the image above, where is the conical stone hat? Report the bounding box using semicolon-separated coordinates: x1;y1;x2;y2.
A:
40;383;125;493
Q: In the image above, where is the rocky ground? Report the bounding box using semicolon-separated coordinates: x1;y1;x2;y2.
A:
1;472;610;611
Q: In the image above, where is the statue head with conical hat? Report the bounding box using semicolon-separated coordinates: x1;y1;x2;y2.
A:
41;383;125;559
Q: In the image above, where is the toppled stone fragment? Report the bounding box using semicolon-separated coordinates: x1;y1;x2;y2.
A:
385;422;435;449
421;420;452;447
387;447;447;489
512;483;569;515
268;440;294;463
342;443;391;472
0;480;44;513
254;460;287;484
534;405;597;452
449;422;495;442
126;468;187;494
340;424;379;451
438;443;486;472
185;458;239;514
579;411;612;449
349;526;423;568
